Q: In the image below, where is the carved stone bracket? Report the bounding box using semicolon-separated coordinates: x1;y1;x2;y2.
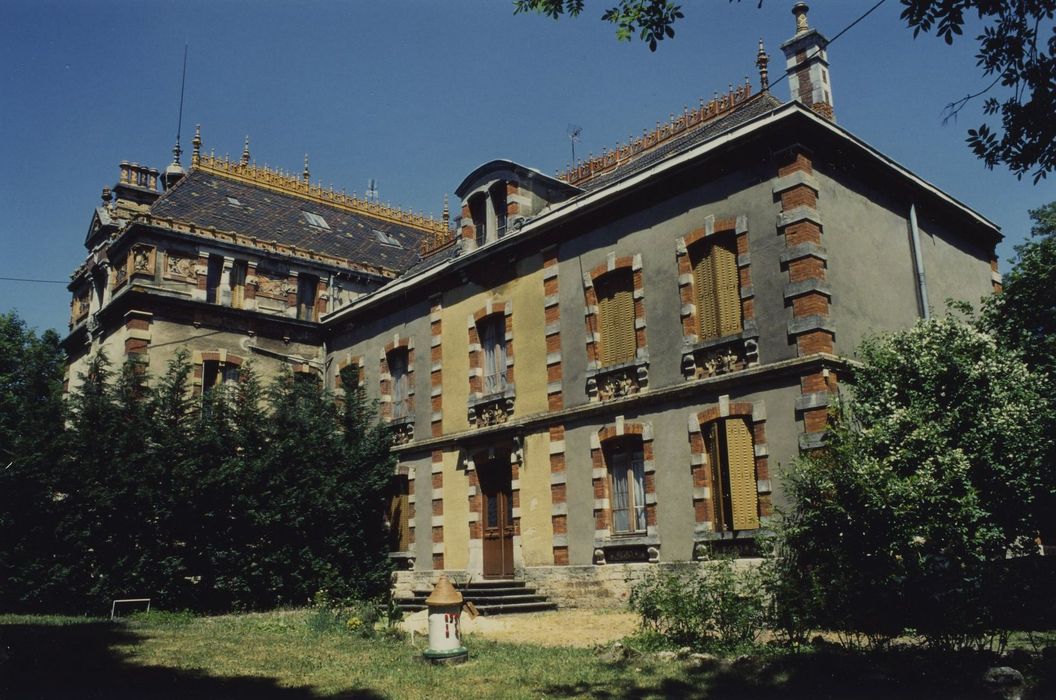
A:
587;360;649;401
389;417;415;445
593;535;661;565
682;335;759;380
467;390;515;428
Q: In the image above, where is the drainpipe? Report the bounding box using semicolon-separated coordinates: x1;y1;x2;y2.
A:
909;204;930;319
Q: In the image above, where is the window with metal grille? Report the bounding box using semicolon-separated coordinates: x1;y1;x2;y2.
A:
607;438;646;534
704;417;759;532
691;233;741;341
595;269;636;367
389;349;409;420
479;314;507;395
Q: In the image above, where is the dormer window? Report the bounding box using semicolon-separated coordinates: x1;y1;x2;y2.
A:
490;182;508;239
469;193;487;247
302;210;330;230
373;229;402;247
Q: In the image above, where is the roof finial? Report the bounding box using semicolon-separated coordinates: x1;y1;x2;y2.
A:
442;193;450;228
303;153;310;182
240;135;250;166
793;2;810;34
756;38;770;91
191;125;202;167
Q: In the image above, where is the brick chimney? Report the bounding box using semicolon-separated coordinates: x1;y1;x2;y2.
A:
781;2;834;121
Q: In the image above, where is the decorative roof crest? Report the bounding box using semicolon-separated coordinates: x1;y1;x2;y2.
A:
194;150;447;235
557;80;755;186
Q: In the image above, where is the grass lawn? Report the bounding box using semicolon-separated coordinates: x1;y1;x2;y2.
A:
1;610;1054;699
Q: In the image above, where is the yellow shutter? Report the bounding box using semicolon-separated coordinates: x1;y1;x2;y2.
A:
597;272;636;366
724;417;760;530
389;481;410;551
694;237;742;340
612;284;635;364
713;239;742;337
694;249;719;340
707;422;726;530
598;285;614;366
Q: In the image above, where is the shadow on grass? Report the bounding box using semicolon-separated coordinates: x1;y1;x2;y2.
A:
0;621;385;700
543;645;1056;700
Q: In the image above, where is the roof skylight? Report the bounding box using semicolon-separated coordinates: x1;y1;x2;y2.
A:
303;211;330;230
373;229;402;247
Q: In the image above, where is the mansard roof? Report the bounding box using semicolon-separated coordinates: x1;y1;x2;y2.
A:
148;158;445;276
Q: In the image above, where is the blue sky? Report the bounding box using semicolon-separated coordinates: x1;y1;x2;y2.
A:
2;0;1052;334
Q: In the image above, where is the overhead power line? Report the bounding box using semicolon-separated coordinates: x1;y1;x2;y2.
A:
768;0;888;91
0;276;68;284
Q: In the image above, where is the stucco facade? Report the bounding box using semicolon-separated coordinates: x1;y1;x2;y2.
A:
64;8;1002;604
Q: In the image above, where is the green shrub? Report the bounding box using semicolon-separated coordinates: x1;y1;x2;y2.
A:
307;589;390;638
629;556;766;653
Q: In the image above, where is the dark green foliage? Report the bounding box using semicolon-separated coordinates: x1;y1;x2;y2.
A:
0;313;66;611
513;0;683;51
0;318;395;614
983;200;1056;559
781;317;1053;649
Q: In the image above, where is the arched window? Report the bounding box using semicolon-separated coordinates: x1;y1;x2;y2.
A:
595;268;636;366
691;233;741;341
704;417;759;531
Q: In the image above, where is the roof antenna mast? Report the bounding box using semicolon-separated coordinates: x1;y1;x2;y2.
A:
567;125;582;167
175;44;188;164
163;45;190;190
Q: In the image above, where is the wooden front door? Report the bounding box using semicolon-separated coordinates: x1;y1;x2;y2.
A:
480;457;514;579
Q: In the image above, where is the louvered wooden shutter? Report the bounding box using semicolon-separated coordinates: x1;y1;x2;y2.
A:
388;480;410;551
694;249;719;341
714;239;742;337
598;272;636;366
707;422;726;529
694;237;742;340
724;417;760;530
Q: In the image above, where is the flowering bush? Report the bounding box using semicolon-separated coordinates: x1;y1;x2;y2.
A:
781;316;1053;649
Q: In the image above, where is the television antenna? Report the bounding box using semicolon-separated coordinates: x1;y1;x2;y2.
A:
567;125;582;166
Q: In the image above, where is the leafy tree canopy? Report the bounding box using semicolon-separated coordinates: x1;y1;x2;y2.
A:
781;316;1053;646
514;0;1056;181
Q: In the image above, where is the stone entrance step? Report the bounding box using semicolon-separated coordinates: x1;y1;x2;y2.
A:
396;578;557;615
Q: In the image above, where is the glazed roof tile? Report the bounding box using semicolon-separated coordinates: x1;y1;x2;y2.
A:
149;169;436;275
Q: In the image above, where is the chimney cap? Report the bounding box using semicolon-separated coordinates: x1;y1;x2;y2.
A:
793;2;810;34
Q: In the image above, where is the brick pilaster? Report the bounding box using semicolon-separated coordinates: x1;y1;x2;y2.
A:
549;424;568;565
431;449;444;570
542;245;563;410
429;296;443;437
